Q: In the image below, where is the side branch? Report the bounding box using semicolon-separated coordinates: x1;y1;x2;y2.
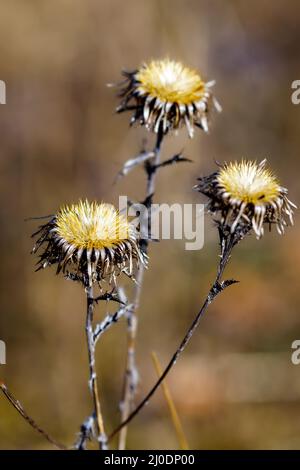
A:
94;303;133;343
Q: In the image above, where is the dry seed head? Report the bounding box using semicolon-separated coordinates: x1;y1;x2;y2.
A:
217;160;281;206
55;201;131;250
32;200;146;287
136;60;206;105
117;58;220;137
195;160;296;239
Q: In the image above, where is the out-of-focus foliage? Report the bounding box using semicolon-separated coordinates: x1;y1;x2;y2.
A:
0;0;300;449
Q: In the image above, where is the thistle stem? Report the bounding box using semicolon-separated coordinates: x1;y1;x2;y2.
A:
85;286;108;450
118;130;164;450
111;232;237;442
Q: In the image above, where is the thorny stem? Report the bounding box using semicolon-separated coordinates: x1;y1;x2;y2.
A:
86;286;108;450
110;231;238;442
118;129;164;450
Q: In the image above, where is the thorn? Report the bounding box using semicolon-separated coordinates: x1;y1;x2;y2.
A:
214;159;223;168
221;279;239;289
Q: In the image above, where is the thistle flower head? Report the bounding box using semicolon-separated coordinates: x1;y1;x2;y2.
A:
195;160;296;239
135;60;206;105
116;58;220;138
32;200;146;287
56;201;131;250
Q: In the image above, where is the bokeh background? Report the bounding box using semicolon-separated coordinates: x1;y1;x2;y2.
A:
1;0;300;450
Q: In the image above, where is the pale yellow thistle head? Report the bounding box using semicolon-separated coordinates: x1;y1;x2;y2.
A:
56;200;131;250
195;159;296;239
32;200;146;287
117;58;220;137
217;160;281;206
135;59;206;105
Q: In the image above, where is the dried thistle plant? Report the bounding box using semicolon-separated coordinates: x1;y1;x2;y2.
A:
32;199;146;449
114;58;220;449
2;49;293;452
109;159;296;442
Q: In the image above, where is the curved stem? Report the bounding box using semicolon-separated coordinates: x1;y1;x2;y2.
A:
86;286;107;450
0;383;66;450
118;130;164;450
111;234;236;442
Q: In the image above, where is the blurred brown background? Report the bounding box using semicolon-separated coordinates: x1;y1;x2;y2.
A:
0;0;300;450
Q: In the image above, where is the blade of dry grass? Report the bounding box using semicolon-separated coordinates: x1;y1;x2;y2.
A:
151;351;189;450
